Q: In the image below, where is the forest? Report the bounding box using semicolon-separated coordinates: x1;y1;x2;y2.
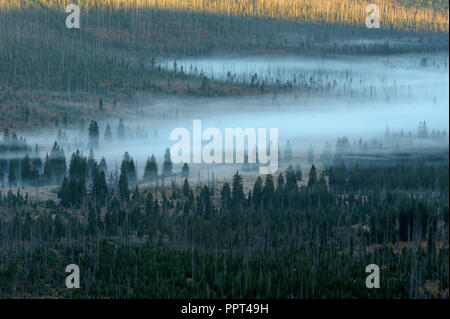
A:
0;124;448;298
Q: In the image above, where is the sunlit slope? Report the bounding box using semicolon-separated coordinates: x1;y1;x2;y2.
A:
1;0;448;32
0;0;448;94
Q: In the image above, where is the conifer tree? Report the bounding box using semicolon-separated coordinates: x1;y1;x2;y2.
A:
104;124;112;143
263;174;275;208
87;148;96;180
89;120;100;149
43;153;52;183
99;157;108;175
118;119;126;140
253;176;263;207
20;154;35;184
93;169;108;206
277;172;284;190
69;150;88;181
295;164;303;181
49;142;67;183
231;171;244;206
121;152;137;183
145;191;154;216
183;178;190;197
308;164;318;188
163;148;173;176
221;182;231;209
119;167;129;202
181;162;189;178
98;97;103;112
8;162;16;186
143;155;158;181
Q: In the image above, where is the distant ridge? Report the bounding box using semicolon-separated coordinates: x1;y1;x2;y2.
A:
1;0;448;32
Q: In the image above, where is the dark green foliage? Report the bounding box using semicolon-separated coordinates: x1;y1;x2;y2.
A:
163;148;173;176
99;157;108;175
104;124;112;143
119;168;129;202
295;164;302;181
121;152;137;183
93;169;108;206
1;152;448;299
69;150;88;181
87;149;97;181
183;178;190;197
8;162;17;186
88;120;100;149
59;177;71;208
98;98;103;112
58;176;86;208
231;171;244;207
143;155;158;181
42;153;52;183
181;162;189;178
118;119;126;140
49;142;67;183
308;164;317;188
252;176;263;208
20;154;38;185
221;182;231;209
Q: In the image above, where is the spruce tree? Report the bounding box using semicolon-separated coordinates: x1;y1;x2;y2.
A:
20;154;34;184
231;171;244;206
221;182;231;209
277;172;284;190
43;153;52;183
8;162;16;186
308;164;318;188
98;98;103;112
163;148;173;176
49;142;67;183
263;174;275;207
69;150;88;181
121;152;137;183
119;168;129;202
143;155;158;181
99;157;108;175
93;169;108;206
295;164;303;181
183;178;190;197
87;148;96;180
181;162;189;178
77;178;86;206
118;119;126;140
88;120;100;149
145;191;154;216
104;124;112;143
253;176;263;207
